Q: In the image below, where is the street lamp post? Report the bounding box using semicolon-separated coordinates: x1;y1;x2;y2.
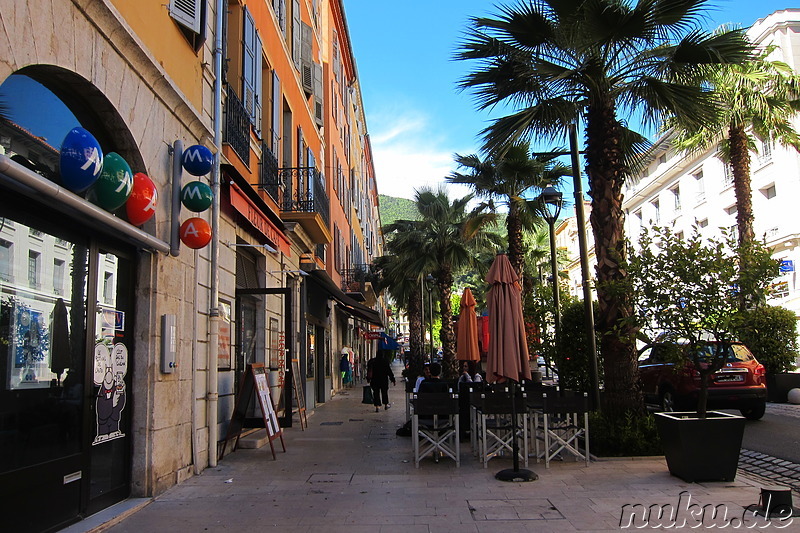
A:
425;274;435;359
540;186;563;337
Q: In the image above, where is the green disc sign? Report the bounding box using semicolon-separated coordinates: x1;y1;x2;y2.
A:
88;152;133;211
181;180;213;212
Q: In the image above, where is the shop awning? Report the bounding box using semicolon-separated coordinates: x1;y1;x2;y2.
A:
378;333;400;350
308;270;383;327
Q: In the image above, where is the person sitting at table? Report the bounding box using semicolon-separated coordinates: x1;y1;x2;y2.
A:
414;364;431;392
418;363;449;394
457;361;483;384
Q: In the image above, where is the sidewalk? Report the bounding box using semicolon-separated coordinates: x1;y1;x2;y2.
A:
75;369;787;532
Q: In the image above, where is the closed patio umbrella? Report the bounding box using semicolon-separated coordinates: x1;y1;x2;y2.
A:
456;288;480;362
486;254;536;482
485;254;531;383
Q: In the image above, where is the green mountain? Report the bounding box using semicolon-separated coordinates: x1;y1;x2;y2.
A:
378;195;419;227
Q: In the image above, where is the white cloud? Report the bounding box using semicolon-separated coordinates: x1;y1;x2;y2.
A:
368;106;476;201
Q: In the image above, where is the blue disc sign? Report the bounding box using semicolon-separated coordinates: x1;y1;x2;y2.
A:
60;127;104;192
182;145;213;176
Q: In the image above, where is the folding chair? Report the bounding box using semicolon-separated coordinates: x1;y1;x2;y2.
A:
411;392;460;467
541;392;590;468
474;387;528;468
520;383;558;461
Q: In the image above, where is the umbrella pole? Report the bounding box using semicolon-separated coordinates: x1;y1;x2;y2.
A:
495;381;537;482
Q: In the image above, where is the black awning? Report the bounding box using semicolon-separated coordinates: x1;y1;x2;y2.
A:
307;271;383;326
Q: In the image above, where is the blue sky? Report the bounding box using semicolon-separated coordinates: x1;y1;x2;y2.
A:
344;1;796;200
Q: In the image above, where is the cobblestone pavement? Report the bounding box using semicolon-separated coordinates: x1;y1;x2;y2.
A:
738;403;800;496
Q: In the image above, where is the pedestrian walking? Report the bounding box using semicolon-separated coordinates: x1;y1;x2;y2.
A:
340;350;352;387
366;353;395;412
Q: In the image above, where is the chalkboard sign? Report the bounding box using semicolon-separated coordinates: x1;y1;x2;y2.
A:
220;363;285;460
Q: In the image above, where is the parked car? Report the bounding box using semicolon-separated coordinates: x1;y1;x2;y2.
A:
637;341;767;420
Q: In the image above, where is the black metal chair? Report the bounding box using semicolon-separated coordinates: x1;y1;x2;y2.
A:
411;392;460;467
474;386;528;468
541;392;590;468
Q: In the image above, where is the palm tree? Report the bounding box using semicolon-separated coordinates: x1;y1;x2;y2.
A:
456;0;752;417
668;46;800;249
375;221;428;379
387;187;498;379
447;143;571;282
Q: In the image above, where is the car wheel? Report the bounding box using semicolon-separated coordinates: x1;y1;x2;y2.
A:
659;389;676;412
740;401;766;420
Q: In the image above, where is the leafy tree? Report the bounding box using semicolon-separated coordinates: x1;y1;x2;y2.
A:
667;45;800;251
447;144;570;282
735;306;799;375
456;0;753;418
627;226;778;417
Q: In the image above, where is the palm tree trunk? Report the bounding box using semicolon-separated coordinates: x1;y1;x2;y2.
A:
407;288;424;379
729;123;755;247
507;202;524;278
585;101;644;419
438;268;458;380
729;123;755;311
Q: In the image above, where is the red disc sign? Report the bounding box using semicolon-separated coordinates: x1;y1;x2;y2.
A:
180;217;212;249
126;172;157;226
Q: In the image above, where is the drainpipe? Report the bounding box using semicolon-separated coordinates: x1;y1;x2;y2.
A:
208;0;224;468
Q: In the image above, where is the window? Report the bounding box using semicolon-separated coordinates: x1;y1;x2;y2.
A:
658;153;667;165
242;9;263;132
168;0;206;51
670;186;681;211
693;169;705;202
53;259;65;295
651;199;660;224
0;240;11;281
698;218;709;228
757;139;774;166
103;272;115;305
723;164;734;187
28;251;40;289
725;205;738;216
761;184;776;199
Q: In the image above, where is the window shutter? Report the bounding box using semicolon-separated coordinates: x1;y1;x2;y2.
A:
254;30;263;137
169;0;201;34
274;0;286;35
272;72;281;155
297;126;304;168
300;23;313;94
242;9;257;122
292;0;301;69
313;61;323;127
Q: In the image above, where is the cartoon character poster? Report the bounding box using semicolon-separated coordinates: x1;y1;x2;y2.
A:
92;342;128;445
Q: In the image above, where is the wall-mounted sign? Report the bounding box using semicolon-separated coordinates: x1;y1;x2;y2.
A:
182;144;213;176
60;127;103;192
126;172;158;226
181;180;213;212
180;217;212;248
88;152;133;211
780;260;794;273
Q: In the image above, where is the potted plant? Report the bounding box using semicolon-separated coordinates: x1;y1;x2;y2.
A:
628;227;779;482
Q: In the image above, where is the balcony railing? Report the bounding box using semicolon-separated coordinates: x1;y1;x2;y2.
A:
341;263;379;292
223;85;250;166
280;166;330;227
258;141;280;204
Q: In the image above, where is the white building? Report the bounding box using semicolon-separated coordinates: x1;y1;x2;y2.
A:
621;9;800;317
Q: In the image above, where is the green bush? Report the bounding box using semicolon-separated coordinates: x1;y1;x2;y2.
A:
589;411;662;457
552;300;602;394
735;305;799;374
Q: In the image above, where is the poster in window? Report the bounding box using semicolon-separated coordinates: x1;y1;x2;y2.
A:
218;300;232;369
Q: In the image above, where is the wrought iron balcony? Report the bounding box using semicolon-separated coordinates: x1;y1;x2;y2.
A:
258;141;280;204
223;85;250;166
342;264;379;291
280;167;329;224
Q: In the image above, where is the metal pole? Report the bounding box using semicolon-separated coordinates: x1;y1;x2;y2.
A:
569;123;600;410
428;285;434;359
548;219;560;336
420;277;425;361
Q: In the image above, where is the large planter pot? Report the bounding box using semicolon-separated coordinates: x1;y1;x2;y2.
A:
654;411;746;483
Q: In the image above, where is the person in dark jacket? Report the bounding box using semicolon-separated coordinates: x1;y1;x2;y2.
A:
367;354;395;412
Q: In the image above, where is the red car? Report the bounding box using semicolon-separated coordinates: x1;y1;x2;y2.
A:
638;341;767;420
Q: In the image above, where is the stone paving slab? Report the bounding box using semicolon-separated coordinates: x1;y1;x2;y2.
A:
73;366;798;533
